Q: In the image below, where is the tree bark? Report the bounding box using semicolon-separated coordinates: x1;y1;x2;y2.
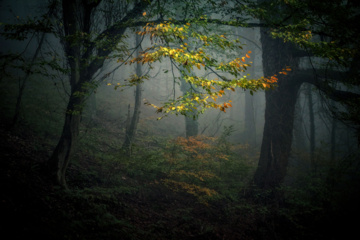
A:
254;79;301;189
253;26;302;189
48;93;82;187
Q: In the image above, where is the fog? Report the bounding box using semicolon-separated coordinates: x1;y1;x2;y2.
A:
1;1;359;239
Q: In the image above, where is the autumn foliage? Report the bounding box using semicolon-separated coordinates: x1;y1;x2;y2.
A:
108;17;292;119
158;135;252;204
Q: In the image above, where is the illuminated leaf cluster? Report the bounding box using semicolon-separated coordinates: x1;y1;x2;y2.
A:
116;19;291;119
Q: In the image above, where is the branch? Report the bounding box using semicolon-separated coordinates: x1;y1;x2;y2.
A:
296;69;360;102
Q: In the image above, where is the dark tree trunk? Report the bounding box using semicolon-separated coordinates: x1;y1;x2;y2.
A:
253;27;302;189
48;93;83;187
48;0;150;188
254;80;301;189
48;0;102;188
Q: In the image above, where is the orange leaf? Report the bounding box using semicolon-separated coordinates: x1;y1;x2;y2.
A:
262;83;270;88
142;12;146;16
241;57;246;62
246;54;250;58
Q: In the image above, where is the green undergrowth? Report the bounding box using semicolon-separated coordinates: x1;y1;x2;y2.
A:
2;119;359;239
70;123;256;205
1;74;359;239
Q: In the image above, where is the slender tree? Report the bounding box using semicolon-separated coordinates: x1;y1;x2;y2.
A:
122;31;143;156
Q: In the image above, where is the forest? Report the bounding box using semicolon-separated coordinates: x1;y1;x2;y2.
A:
1;0;359;239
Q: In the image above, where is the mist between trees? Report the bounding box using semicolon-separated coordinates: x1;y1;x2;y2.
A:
1;0;360;239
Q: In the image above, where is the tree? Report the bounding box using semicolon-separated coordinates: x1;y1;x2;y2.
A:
253;33;301;189
48;0;152;188
0;1;57;127
122;31;143;156
250;0;360;189
1;0;288;189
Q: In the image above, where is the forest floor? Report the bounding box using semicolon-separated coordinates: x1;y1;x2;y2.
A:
1;122;358;240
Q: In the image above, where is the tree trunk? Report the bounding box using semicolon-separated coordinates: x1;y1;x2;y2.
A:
48;0;91;188
47;0;152;187
180;69;198;138
48;94;82;187
122;33;142;156
330;113;337;163
122;84;142;156
293;92;307;152
185;116;198;137
244;86;256;145
253;26;302;189
307;84;316;172
12;2;56;127
254;81;301;189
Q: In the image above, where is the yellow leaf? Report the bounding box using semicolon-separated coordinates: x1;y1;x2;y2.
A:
142;12;146;16
241;57;246;62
